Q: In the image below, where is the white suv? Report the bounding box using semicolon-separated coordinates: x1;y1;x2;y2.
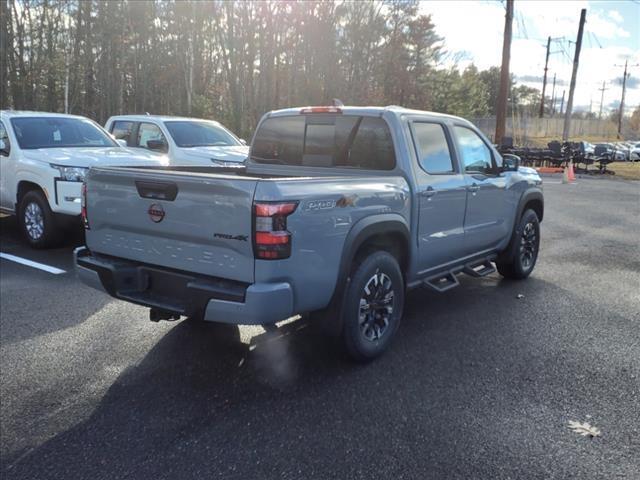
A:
0;111;168;247
104;115;249;166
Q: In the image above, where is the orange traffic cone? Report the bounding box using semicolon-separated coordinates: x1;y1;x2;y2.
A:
563;162;575;183
568;161;576;182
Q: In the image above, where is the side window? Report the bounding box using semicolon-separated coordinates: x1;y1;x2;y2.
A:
111;120;134;146
137;122;167;152
411;122;454;174
454;126;494;174
0;121;10;155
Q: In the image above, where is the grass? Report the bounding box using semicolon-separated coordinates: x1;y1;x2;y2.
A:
605;161;640;180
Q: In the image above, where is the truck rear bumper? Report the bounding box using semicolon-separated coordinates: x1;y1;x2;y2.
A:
74;247;293;325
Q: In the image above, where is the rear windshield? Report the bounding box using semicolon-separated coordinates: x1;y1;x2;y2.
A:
10;117;116;149
251;114;396;170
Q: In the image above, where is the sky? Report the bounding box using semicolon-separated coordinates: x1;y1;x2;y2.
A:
419;0;640;116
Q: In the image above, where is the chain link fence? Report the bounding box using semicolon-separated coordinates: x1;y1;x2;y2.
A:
470;116;618;146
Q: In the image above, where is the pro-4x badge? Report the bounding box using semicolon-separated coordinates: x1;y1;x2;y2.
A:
214;233;248;241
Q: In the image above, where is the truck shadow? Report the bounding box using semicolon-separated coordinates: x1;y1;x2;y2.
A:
3;275;627;479
0;216;84;250
0;216;108;344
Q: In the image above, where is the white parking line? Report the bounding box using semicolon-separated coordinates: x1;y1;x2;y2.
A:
0;252;67;275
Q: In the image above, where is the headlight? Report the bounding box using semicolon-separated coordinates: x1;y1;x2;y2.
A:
210;159;243;168
51;165;89;182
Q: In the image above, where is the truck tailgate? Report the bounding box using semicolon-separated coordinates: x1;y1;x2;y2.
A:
84;167;257;283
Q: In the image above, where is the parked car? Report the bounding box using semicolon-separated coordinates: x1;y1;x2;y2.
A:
0;111;168;247
77;105;543;361
631;143;640;161
104;115;249;166
594;143;627;161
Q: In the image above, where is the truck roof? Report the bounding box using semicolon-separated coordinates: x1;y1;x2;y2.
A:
106;114;224;125
266;105;471;124
0;110;92;120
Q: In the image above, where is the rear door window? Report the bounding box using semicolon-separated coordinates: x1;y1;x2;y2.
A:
411;122;455;174
252;115;396;170
110;120;134;146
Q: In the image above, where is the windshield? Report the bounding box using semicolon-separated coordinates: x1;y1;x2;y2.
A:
164;121;240;148
11;117;117;149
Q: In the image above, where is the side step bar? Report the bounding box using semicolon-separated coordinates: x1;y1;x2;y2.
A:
424;272;459;292
463;259;496;278
423;257;496;293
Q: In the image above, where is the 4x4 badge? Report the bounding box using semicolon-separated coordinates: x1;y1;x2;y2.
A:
148;203;165;223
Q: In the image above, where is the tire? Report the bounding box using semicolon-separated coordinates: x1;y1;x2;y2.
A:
18;190;61;248
496;209;540;280
340;251;404;362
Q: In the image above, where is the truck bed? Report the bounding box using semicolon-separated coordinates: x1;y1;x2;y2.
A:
83;164;411;315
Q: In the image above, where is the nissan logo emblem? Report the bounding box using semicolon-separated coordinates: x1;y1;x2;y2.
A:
148;203;165;223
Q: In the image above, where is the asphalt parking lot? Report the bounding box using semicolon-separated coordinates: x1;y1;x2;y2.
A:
1;177;639;479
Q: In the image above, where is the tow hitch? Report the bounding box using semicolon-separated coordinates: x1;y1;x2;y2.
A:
149;308;181;322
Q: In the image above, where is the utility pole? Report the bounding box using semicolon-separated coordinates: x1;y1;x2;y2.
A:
613;60;639;138
560;90;565;115
562;9;586;141
494;0;513;146
562;9;586;140
538;36;551;118
598;81;608;120
550;73;557;115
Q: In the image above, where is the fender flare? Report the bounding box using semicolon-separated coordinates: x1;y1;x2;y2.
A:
319;213;410;334
500;187;544;256
516;188;544;223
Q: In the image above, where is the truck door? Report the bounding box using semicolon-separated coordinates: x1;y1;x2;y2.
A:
410;121;468;273
0;120;12;210
452;125;511;253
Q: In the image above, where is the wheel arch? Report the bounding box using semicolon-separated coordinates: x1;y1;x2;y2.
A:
342;214;411;278
518;188;544;222
16;180;46;207
317;214;411;335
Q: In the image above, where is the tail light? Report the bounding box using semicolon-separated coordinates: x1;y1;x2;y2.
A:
300;106;342;114
81;182;89;229
253;201;298;260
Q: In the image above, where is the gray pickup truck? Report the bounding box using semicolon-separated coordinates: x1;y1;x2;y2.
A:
76;106;543;360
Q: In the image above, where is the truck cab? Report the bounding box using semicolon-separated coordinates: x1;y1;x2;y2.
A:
104;115;249;167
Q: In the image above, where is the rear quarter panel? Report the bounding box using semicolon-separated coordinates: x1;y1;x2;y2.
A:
254;176;411;313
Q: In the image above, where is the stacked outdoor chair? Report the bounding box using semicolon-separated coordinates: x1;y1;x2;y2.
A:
593;144;615;174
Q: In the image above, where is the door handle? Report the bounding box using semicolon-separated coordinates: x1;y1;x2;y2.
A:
467;183;480;193
420;187;436;198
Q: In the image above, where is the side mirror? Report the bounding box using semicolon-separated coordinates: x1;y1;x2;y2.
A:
116;139;127;147
146;139;167;152
502;154;520;172
239;138;247;146
0;139;9;156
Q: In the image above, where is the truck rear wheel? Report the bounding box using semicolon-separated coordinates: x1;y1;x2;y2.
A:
496;209;540;280
340;251;404;361
18;190;61;248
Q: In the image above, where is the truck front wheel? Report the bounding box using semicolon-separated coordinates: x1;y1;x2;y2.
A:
496;209;540;279
18;190;61;248
340;251;404;361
